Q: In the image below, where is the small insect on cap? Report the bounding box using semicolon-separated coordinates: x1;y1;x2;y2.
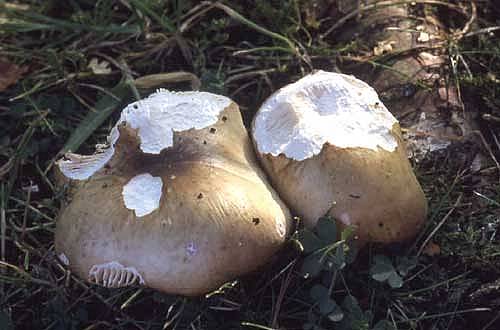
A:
252;71;427;244
55;90;291;296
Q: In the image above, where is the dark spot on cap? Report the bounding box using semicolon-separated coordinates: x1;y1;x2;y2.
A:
349;193;361;199
203;140;207;145
378;222;384;228
197;193;204;199
209;128;217;134
222;116;228;122
102;183;108;188
133;104;138;109
252;217;260;225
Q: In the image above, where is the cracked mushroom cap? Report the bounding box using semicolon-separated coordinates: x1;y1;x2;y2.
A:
55;90;291;296
252;71;427;244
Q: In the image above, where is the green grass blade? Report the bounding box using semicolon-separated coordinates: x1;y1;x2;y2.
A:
127;0;175;33
58;82;130;155
0;5;141;34
210;2;297;54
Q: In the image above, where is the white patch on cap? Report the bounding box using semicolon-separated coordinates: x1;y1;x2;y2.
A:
253;71;398;161
88;261;145;288
120;90;230;154
122;173;163;217
57;90;231;180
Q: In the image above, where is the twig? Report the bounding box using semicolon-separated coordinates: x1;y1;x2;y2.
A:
397;308;490;323
240;322;277;330
254;256;299;296
1;204;5;264
482;114;500;123
398;272;469;297
179;2;215;33
9;196;55;222
453;1;477;41
120;288;143;310
21;183;32;240
0;261;56;287
482;310;500;330
271;259;296;328
465;26;500;38
0;201;5;294
162;298;186;330
473;191;500;208
225;68;277;84
417;194;463;257
489;127;500;157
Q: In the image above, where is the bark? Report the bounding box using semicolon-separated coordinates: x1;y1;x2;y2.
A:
306;0;478;161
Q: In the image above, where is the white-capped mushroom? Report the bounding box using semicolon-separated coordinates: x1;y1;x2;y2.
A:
252;71;427;244
55;90;291;296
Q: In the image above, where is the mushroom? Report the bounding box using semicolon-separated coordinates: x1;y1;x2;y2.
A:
252;71;427;244
55;90;291;296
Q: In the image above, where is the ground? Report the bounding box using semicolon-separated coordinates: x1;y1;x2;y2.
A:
0;1;499;329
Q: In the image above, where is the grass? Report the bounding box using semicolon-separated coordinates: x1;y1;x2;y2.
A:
1;0;500;329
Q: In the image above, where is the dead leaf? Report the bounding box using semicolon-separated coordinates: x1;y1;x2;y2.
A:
417;32;430;43
0;58;27;92
438;86;461;108
373;40;396;56
422;241;441;256
403;112;454;161
87;58;111;75
417;52;445;67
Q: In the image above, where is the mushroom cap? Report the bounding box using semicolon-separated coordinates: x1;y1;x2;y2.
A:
252;71;427;243
55;90;291;296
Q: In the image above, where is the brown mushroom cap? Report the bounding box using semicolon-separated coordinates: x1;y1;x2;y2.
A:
252;71;427;244
55;90;291;296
